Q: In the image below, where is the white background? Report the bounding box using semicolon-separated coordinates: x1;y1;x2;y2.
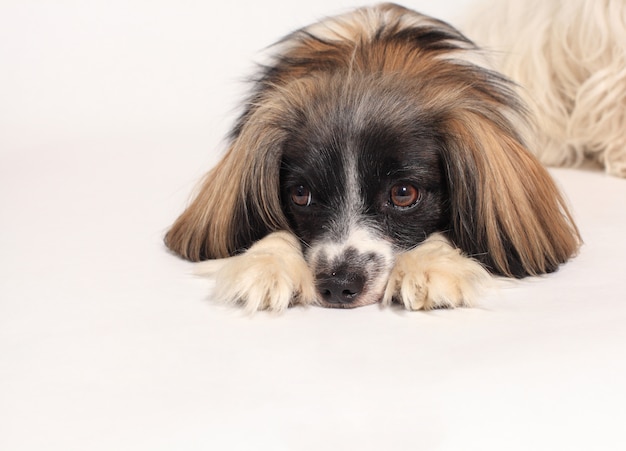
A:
2;1;625;450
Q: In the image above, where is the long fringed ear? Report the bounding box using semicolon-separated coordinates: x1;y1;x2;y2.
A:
164;111;290;262
441;110;582;277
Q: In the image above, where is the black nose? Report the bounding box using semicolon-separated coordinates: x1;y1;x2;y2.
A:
316;272;365;306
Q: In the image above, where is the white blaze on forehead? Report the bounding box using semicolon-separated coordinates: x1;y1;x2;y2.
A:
343;148;363;225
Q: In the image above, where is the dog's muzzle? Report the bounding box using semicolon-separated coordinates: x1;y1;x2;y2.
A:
316;270;366;307
309;241;394;309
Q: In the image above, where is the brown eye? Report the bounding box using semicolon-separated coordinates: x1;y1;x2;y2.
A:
390;184;420;209
290;185;312;207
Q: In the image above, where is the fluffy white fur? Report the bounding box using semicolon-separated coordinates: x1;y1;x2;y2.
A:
383;233;491;311
195;232;316;314
465;0;626;177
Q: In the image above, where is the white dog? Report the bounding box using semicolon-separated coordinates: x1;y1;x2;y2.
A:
465;0;626;177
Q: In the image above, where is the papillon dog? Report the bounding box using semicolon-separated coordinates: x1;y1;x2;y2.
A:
165;3;583;313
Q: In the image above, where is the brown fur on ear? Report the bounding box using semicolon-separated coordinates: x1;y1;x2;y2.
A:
164;104;290;261
441;109;581;277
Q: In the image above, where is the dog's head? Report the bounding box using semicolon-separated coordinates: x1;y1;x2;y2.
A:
165;4;580;308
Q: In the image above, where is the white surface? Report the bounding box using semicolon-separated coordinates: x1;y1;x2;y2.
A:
1;1;625;450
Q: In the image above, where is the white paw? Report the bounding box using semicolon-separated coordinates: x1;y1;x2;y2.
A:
382;233;491;311
194;232;316;313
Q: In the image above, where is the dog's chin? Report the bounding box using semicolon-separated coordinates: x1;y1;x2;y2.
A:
317;290;383;309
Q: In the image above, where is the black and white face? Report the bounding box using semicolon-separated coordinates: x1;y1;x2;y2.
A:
280;104;449;308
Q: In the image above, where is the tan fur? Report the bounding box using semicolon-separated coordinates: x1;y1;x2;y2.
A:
465;0;626;177
383;233;491;310
445;113;580;276
194;232;317;313
165;109;290;260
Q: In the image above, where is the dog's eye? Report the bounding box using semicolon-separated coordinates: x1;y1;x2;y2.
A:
390;183;420;209
290;185;312;207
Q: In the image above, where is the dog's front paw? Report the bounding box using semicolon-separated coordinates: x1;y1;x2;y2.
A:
194;232;316;313
382;233;491;311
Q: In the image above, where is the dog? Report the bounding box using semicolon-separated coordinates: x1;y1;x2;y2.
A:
165;3;581;313
465;0;626;177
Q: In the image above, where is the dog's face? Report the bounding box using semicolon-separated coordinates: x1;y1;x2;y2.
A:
279;81;449;307
164;3;581;312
